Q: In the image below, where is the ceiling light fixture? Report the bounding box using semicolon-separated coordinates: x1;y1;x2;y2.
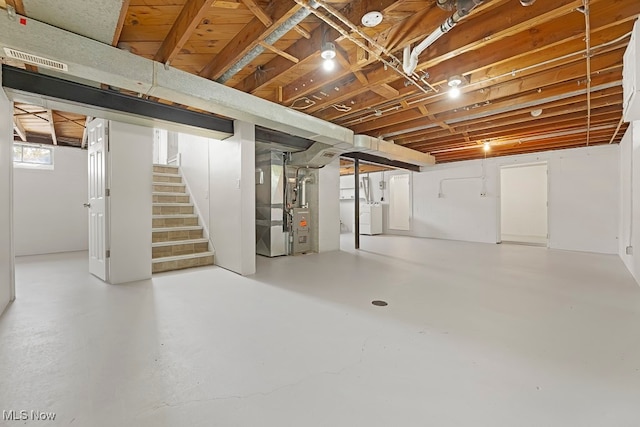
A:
361;11;383;28
321;42;336;72
483;142;491;152
448;75;464;99
531;108;543;117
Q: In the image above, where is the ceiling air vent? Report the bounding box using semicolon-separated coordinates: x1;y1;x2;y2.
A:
3;48;68;71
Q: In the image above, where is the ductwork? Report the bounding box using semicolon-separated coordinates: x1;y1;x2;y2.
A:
403;0;485;75
218;2;320;83
289;142;342;167
352;135;435;167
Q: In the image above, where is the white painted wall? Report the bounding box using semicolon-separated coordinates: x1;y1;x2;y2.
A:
318;159;340;252
500;164;548;243
177;133;210;235
13;147;88;256
209;121;256;275
547;149;618;253
619;122;640;282
108;121;153;284
340;145;620;254
0;84;15;314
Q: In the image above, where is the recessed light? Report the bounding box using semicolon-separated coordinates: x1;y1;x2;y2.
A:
531;109;543;117
361;11;383;28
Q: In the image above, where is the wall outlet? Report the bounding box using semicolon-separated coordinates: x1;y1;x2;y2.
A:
626;246;633;255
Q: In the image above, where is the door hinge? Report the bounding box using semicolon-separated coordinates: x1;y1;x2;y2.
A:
106;250;111;258
106;188;111;197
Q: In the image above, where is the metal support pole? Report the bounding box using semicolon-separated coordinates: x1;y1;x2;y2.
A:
354;158;360;249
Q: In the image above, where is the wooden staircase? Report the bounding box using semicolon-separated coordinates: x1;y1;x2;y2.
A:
152;165;214;273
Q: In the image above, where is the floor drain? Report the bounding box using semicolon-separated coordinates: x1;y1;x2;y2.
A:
372;300;388;307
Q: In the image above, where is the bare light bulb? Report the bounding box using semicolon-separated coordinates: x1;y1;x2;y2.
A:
449;86;461;99
483;142;491;152
323;58;335;71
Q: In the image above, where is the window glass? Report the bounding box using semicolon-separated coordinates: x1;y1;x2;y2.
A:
13;145;22;162
13;143;54;168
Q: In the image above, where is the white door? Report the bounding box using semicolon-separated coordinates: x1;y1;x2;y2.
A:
87;119;109;281
389;174;411;230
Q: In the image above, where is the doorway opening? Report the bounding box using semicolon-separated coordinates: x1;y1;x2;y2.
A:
500;163;548;246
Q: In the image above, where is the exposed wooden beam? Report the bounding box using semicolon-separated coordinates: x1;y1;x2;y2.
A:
240;0;272;27
214;1;242;9
199;2;300;81
47;109;57;145
293;25;311;39
111;0;131;46
154;0;219;65
258;41;299;64
13;117;26;141
82;116;93;149
370;84;400;99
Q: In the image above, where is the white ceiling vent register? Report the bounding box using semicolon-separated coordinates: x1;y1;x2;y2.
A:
3;48;68;71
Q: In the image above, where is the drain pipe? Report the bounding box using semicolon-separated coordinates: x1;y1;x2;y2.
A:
217;1;320;84
403;0;485;75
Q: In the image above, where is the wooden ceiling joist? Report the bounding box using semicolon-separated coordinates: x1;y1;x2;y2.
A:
154;0;220;64
13;117;26;142
240;0;272;27
47;109;57;145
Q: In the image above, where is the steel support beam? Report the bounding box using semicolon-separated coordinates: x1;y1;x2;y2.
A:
354;158;360;250
2;65;234;139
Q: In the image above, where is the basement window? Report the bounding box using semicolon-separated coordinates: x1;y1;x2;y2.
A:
13;143;54;170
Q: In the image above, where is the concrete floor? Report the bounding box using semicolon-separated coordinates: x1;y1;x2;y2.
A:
1;235;640;426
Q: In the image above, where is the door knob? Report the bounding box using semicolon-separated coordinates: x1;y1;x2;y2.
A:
83;203;91;208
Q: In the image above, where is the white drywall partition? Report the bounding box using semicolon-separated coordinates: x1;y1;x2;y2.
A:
0;82;15;314
108;121;153;284
619;122;640;282
547;149;619;253
177;133;211;234
318;159;340;252
13;147;88;256
209;121;256;275
500;164;548;244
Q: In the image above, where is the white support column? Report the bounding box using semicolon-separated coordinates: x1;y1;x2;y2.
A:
318;159;341;252
209;120;256;275
0;70;16;314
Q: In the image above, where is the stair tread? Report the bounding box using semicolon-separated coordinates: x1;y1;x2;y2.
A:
153;172;181;176
154;181;184;185
152;251;215;263
153;214;198;218
153;238;208;247
152;203;193;207
153;192;189;196
153;164;179;168
153;226;203;232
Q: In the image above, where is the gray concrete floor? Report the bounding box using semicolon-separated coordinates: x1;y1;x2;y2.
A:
1;235;640;426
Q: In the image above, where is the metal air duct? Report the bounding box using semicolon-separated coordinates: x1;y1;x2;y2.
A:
217;2;320;83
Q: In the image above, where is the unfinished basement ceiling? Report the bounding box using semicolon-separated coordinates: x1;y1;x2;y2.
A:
1;0;639;162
